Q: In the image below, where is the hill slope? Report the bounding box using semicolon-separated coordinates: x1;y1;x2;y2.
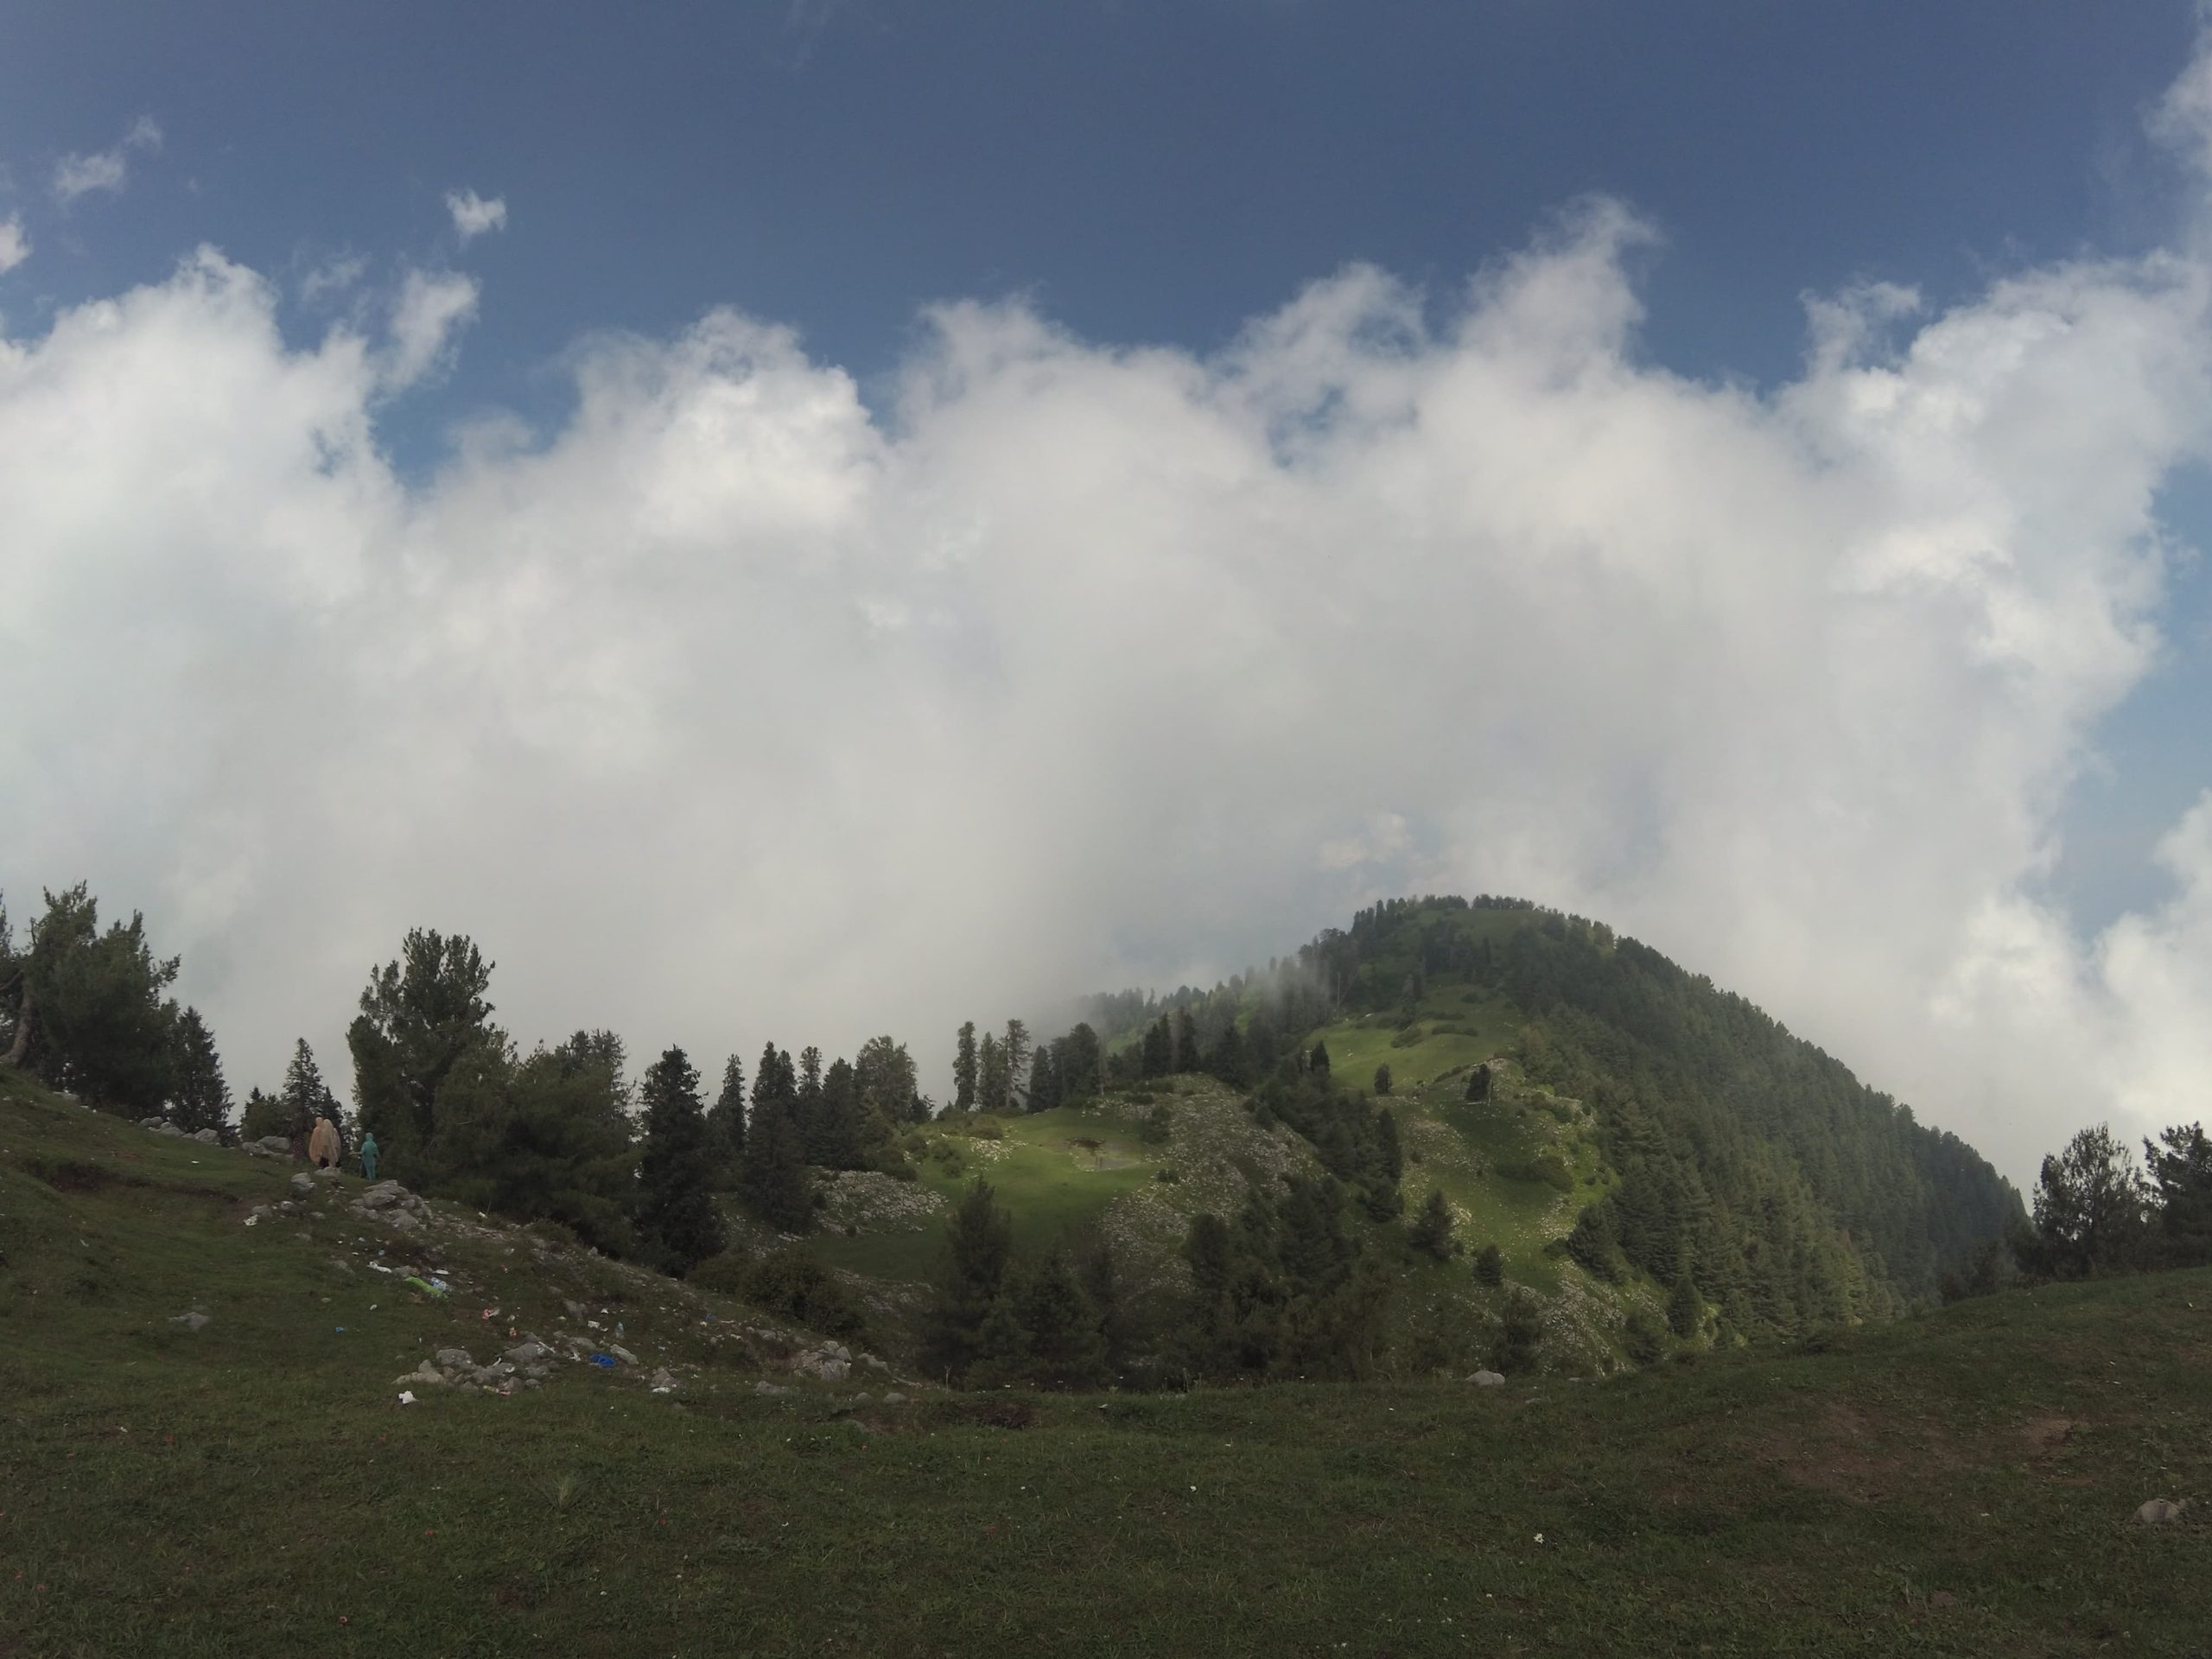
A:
3;1074;2205;1657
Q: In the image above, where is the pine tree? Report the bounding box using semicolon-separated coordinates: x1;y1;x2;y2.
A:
1409;1188;1455;1261
1473;1243;1504;1286
167;1007;231;1134
1003;1020;1032;1108
925;1179;1014;1380
1058;1022;1103;1103
706;1053;747;1186
1667;1259;1703;1338
953;1021;977;1113
1373;1063;1392;1096
282;1039;339;1138
1493;1288;1542;1374
742;1045;810;1231
1140;1016;1171;1078
1027;1045;1059;1114
635;1046;725;1273
976;1032;1007;1116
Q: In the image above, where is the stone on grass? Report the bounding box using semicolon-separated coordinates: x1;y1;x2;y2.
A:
1469;1370;1506;1388
289;1173;315;1198
191;1128;220;1145
168;1311;210;1332
2137;1498;2191;1525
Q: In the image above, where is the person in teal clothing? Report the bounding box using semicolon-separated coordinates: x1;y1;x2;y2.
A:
359;1131;379;1182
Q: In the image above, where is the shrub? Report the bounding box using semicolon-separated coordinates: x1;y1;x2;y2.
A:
1389;1027;1427;1050
1473;1243;1504;1286
1138;1103;1173;1146
737;1246;867;1338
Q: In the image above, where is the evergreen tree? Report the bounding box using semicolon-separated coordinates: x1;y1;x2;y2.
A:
1308;1040;1331;1078
924;1179;1014;1380
552;1029;630;1112
282;1039;340;1138
635;1046;725;1274
706;1053;747;1186
167;1007;231;1134
11;883;181;1113
854;1035;921;1128
976;1032;1008;1116
816;1057;867;1168
1465;1064;1491;1103
974;1251;1108;1389
1493;1288;1542;1373
1027;1045;1060;1113
1667;1259;1703;1338
1473;1243;1504;1286
346;928;500;1168
953;1020;978;1113
1003;1020;1032;1107
240;1085;286;1142
1205;1019;1251;1088
2031;1123;2148;1277
1409;1188;1455;1261
1140;1015;1172;1078
742;1045;810;1230
1373;1063;1392;1096
1058;1022;1103;1103
2144;1122;2212;1267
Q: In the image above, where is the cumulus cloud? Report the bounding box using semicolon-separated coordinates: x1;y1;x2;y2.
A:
381;269;479;390
52;115;162;204
445;188;506;241
0;217;28;275
9;79;2212;1189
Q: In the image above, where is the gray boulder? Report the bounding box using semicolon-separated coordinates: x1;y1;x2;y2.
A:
607;1343;639;1365
2137;1497;2191;1525
257;1135;292;1154
289;1173;315;1198
1469;1370;1506;1388
435;1348;475;1370
191;1128;221;1145
168;1311;210;1332
505;1340;548;1365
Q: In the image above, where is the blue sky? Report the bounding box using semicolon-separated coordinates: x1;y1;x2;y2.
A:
5;2;2201;405
6;2;2212;1176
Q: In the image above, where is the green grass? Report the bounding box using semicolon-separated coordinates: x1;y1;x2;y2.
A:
8;1076;2212;1656
808;1107;1163;1285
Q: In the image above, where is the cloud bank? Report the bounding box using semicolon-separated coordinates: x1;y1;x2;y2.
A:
0;217;29;276
8;111;2212;1187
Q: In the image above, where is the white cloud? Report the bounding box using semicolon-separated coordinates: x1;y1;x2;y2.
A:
299;254;367;306
52;115;162;205
445;188;507;242
381;270;479;391
11;66;2212;1190
0;217;28;275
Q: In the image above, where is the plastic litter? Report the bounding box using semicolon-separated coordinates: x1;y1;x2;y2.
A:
368;1262;393;1274
397;1391;416;1405
588;1354;616;1370
403;1276;447;1299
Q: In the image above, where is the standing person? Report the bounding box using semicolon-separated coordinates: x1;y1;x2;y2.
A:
308;1114;340;1170
359;1131;379;1182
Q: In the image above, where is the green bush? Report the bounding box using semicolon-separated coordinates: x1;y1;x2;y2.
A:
732;1246;867;1338
1137;1103;1172;1146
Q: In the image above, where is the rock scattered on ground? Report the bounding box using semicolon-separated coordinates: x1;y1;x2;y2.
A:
1468;1370;1506;1388
2136;1497;2190;1525
168;1311;210;1332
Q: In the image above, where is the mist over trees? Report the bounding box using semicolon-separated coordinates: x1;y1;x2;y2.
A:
18;876;2206;1393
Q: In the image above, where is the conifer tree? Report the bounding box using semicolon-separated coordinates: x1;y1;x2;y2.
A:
1140;1016;1171;1078
635;1046;725;1273
1409;1188;1455;1261
706;1053;747;1187
1027;1045;1059;1113
282;1039;339;1138
976;1032;1007;1116
953;1020;978;1113
168;1007;232;1134
1473;1243;1504;1286
924;1179;1014;1379
1003;1020;1032;1107
742;1045;810;1230
1667;1259;1703;1338
1373;1063;1392;1096
1058;1022;1104;1103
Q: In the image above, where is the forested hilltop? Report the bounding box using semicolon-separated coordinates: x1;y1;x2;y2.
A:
3;882;2035;1382
1084;896;2024;1326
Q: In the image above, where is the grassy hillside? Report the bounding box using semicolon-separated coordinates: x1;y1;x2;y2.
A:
5;1072;2209;1657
